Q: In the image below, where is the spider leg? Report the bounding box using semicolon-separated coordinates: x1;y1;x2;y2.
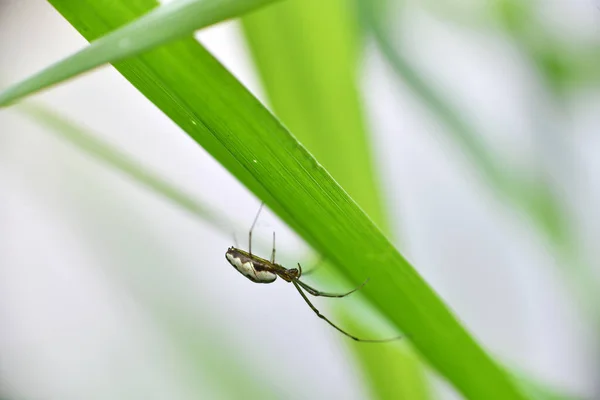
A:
248;203;264;255
291;281;401;343
295;277;370;298
271;231;276;263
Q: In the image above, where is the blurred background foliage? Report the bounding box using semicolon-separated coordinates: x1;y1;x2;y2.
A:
1;0;599;399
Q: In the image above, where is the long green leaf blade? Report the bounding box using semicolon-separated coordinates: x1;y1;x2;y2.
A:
40;1;528;398
0;0;277;106
19;104;234;234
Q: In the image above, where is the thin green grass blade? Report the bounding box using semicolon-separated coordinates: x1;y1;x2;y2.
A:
240;2;429;398
0;0;278;106
39;1;528;398
18;104;235;235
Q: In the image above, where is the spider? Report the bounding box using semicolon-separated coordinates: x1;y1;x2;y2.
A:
225;204;401;343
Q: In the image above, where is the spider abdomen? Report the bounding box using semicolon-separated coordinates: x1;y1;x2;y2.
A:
225;248;277;284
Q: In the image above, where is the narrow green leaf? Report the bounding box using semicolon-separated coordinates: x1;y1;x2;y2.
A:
19;103;234;235
0;0;278;106
42;1;528;398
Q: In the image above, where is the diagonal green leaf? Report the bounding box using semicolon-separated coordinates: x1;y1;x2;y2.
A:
19;103;235;235
0;0;278;106
32;0;529;398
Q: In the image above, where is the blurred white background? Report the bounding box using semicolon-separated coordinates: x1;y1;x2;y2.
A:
1;1;598;399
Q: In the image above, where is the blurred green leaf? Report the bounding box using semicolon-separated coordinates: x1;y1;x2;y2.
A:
356;346;430;400
359;4;596;397
241;0;386;227
241;1;429;398
29;0;530;398
0;0;278;106
57;158;281;399
19;104;234;235
342;313;431;400
357;0;580;260
510;372;583;400
357;0;511;195
493;0;600;92
359;0;600;317
421;0;600;91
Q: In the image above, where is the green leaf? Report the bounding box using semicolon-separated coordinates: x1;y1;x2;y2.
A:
19;103;235;235
0;0;278;106
37;0;528;398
